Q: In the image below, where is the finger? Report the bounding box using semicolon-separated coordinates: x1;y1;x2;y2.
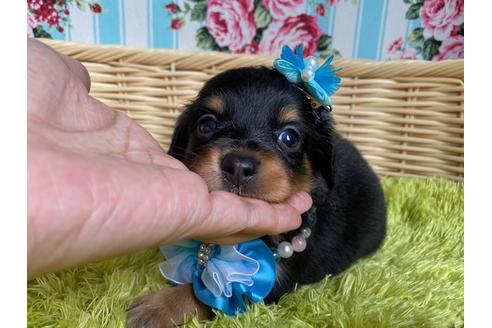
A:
191;191;312;240
59;53;91;91
195;192;312;244
285;191;313;214
27;38;91;92
242;192;312;234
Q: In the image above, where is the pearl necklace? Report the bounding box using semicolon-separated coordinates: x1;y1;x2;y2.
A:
272;206;317;261
196;206;317;267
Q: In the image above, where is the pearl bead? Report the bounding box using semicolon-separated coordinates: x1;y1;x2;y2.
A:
301;68;315;82
277;241;294;258
305;56;318;69
292;235;307;252
301;227;312;239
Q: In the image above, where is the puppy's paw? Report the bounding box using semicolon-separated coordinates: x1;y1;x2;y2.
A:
127;296;169;328
127;293;173;328
127;284;213;328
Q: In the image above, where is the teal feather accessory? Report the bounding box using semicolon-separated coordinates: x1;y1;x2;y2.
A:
274;45;341;108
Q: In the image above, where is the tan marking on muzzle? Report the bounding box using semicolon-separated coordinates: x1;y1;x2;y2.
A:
188;148;313;202
187;147;222;192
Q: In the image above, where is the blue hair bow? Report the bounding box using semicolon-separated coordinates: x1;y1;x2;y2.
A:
159;239;276;316
274;45;341;106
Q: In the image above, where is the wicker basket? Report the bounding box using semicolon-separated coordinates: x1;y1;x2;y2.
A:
41;39;464;181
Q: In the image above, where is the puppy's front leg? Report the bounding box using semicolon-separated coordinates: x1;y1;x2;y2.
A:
127;284;213;328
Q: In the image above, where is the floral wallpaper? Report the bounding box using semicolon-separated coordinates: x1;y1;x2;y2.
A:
164;0;339;57
27;0;102;38
386;0;464;60
27;0;464;60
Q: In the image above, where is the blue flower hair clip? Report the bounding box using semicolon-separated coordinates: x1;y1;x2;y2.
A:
274;45;341;110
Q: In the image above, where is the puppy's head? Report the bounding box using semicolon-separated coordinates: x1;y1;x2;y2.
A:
169;67;334;203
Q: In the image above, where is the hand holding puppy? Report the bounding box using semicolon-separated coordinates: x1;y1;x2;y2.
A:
27;39;312;279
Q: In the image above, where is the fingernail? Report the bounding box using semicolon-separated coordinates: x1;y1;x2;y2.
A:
289;192;313;213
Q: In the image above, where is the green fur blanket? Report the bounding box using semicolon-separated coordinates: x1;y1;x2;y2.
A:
27;177;464;328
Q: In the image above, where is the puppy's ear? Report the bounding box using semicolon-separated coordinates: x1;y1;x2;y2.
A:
309;107;336;191
168;105;193;161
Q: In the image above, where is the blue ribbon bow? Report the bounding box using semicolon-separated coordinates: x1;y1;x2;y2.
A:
274;45;341;106
159;239;276;316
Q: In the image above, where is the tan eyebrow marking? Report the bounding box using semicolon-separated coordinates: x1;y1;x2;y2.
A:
278;105;301;124
203;96;225;114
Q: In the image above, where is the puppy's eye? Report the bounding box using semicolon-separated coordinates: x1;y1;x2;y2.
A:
197;114;219;137
278;128;301;150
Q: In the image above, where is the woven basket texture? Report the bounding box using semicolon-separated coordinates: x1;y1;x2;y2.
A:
41;39;464;181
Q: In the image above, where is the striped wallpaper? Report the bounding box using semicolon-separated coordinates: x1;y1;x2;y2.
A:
47;0;423;60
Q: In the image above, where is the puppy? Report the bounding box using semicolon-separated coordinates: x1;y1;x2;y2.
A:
127;66;386;327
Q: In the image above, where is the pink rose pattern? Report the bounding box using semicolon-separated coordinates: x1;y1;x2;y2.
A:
166;0;463;60
387;0;463;61
259;14;323;56
27;0;103;38
27;12;37;37
166;0;341;57
262;0;306;19
420;0;464;41
387;37;419;60
28;1;463;61
387;37;404;54
206;0;256;52
433;34;463;60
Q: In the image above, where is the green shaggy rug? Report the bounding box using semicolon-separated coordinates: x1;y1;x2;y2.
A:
27;177;464;328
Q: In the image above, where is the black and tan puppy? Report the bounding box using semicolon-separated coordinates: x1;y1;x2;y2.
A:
127;66;387;327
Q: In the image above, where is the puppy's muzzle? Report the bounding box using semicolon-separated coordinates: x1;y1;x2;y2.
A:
220;152;259;188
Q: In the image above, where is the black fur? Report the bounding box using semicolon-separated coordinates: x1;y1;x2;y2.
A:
168;66;387;303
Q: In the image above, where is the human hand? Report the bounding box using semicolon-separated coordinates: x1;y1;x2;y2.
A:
27;39;312;279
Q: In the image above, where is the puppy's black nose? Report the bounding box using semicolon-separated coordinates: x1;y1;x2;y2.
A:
220;153;258;187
